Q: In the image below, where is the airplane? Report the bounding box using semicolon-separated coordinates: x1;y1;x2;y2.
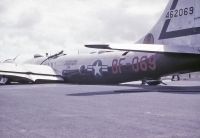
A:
0;0;200;85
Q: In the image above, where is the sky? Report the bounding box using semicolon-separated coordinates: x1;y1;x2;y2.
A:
0;0;168;61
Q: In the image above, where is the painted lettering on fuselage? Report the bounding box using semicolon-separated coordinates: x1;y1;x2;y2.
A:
64;60;77;69
112;55;156;74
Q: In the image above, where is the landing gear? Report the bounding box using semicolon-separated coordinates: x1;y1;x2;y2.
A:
141;80;167;86
171;75;180;81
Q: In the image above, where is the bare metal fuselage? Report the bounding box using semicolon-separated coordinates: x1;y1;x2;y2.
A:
29;51;200;84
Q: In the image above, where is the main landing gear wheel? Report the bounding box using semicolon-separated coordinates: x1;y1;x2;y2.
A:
142;80;167;86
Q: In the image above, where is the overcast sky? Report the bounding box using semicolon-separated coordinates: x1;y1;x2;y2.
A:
0;0;168;61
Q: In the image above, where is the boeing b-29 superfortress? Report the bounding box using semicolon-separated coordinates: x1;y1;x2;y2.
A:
0;0;200;85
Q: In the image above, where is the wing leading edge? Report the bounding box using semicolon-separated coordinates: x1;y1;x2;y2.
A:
85;44;200;55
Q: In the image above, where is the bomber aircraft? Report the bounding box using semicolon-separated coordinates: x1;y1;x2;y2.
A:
0;0;200;85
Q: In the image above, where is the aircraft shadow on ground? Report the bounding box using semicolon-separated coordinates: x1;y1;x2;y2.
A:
67;85;200;96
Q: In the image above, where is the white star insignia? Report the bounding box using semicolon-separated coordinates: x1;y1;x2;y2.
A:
93;62;102;76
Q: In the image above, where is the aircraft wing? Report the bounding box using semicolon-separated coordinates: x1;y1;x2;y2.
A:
0;63;64;83
85;44;200;55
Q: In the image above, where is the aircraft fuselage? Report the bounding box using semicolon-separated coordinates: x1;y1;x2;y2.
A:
32;51;200;84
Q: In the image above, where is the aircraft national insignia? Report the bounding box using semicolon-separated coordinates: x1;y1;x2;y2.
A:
87;60;108;77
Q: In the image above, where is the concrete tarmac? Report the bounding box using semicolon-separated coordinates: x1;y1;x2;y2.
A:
0;81;200;138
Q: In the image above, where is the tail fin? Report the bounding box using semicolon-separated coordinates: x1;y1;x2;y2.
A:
138;0;200;47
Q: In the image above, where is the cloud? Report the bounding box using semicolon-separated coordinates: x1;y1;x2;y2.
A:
0;0;168;60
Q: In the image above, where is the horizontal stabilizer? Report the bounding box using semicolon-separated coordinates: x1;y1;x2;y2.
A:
0;63;64;83
85;44;200;55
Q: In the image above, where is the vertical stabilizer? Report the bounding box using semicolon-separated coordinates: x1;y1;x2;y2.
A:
138;0;200;47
